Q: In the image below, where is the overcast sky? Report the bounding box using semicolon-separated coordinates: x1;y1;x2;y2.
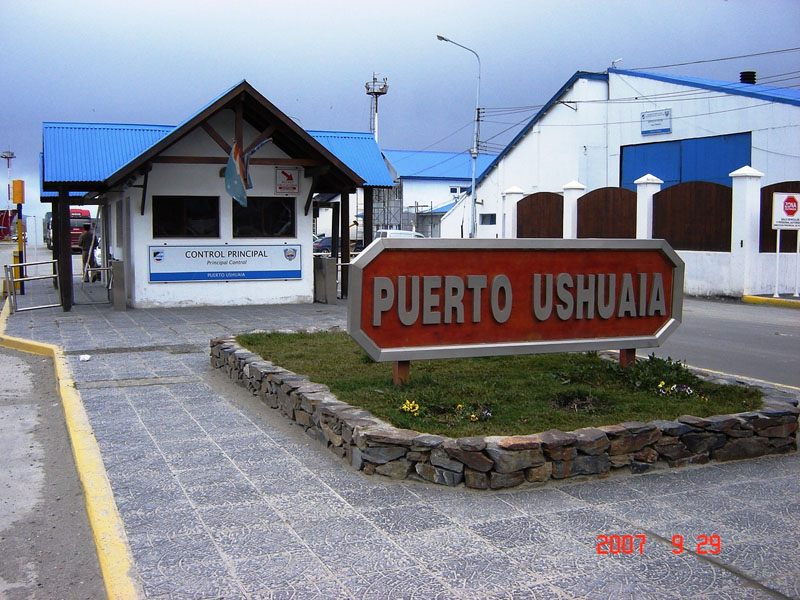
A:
2;0;799;220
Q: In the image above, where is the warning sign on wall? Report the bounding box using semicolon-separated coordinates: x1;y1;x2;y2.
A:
276;167;300;195
773;193;800;230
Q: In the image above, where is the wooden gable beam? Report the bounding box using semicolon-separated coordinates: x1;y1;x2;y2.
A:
235;96;244;147
244;125;276;155
200;122;232;155
201;106;273;157
303;165;331;215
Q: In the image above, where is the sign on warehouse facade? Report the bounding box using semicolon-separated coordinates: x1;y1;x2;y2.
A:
347;239;684;363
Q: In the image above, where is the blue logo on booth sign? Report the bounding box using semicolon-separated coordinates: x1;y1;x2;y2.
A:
284;248;297;261
153;251;164;262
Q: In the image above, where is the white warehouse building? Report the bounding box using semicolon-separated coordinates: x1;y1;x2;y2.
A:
462;68;800;240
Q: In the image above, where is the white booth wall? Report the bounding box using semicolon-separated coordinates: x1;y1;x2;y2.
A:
110;110;315;308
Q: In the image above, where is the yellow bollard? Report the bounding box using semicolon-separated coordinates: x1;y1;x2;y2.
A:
8;250;22;292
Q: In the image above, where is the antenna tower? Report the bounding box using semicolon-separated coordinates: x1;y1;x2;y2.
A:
365;73;388;142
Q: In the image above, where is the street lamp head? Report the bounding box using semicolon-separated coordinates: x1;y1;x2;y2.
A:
436;34;449;42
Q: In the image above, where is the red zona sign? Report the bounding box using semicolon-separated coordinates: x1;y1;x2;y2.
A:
784;196;798;217
347;239;684;362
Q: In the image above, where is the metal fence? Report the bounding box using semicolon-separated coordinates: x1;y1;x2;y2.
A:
4;259;61;313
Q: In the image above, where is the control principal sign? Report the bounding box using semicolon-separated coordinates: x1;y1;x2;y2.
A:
148;244;301;282
347;239;684;362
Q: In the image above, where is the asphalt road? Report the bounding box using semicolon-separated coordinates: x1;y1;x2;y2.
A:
2;242;798;388
0;346;105;599
645;297;800;388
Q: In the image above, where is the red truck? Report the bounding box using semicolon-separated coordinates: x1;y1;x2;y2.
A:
69;209;92;251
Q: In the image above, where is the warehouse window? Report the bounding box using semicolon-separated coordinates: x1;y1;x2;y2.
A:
233;197;296;238
152;196;219;238
480;213;497;225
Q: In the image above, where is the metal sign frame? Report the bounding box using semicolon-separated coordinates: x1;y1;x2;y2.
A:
347;238;684;362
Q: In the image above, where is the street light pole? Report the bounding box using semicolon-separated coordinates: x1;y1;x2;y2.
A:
437;34;480;238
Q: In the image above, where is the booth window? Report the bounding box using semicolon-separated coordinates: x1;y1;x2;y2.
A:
152;196;219;238
232;197;295;237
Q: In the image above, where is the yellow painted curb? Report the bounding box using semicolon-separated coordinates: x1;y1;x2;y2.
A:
680;363;800;393
612;349;799;393
743;295;800;309
0;299;141;599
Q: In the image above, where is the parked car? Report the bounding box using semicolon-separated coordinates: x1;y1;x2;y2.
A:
313;236;363;256
375;229;425;239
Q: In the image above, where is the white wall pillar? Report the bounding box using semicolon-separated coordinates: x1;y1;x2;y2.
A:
634;174;663;239
730;166;764;296
502;186;525;239
562;180;585;239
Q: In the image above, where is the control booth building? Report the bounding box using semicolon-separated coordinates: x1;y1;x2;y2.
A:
41;81;364;309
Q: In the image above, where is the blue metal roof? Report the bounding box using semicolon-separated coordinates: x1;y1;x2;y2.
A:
610;68;800;107
308;131;394;187
42;122;174;183
383;149;497;180
419;200;457;215
40;191;90;198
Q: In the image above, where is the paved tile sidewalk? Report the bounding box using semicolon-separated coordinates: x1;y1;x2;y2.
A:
5;279;799;599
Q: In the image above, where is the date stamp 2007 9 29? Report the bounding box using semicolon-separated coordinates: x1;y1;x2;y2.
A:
596;534;721;555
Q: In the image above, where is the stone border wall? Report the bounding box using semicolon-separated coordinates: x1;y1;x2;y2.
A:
211;337;799;490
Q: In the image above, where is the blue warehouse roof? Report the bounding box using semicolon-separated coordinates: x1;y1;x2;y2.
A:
42;122;174;184
308;131;393;187
383;149;497;180
610;68;800;107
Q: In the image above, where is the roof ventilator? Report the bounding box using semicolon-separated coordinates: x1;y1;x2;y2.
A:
739;71;757;85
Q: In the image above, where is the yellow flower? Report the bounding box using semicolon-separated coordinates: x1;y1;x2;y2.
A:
658;381;665;388
470;414;478;422
402;400;420;415
456;404;463;410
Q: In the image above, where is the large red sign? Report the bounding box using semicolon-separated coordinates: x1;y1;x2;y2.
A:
347;239;684;362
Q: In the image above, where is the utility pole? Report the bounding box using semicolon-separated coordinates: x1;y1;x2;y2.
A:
436;35;481;238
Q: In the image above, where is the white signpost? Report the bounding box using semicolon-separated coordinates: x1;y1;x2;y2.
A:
772;192;800;297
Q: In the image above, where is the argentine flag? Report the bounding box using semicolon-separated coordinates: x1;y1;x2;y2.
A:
225;140;249;207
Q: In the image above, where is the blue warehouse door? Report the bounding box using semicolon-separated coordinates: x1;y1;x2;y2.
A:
621;141;681;190
621;132;751;191
681;133;751;186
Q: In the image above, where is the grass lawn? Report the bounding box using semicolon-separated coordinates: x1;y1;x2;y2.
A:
236;331;762;437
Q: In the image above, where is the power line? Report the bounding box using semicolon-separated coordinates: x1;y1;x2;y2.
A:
534;100;776;128
406;150;471;177
416;120;474;152
760;69;800;81
629;46;800;71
